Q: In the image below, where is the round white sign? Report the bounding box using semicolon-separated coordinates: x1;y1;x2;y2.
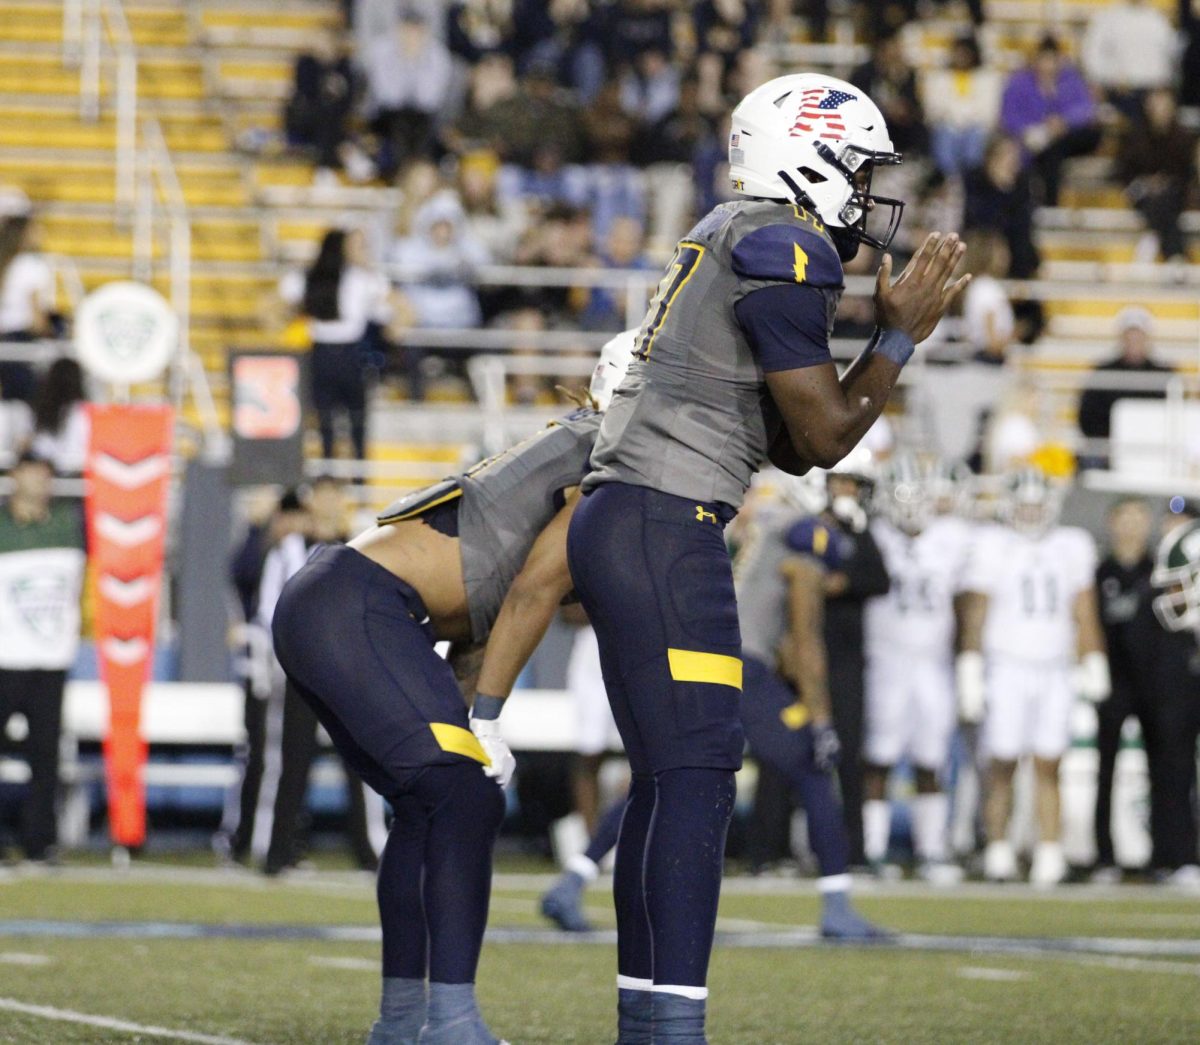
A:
75;281;178;384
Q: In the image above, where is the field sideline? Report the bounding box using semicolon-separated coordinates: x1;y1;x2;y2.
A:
0;863;1198;1044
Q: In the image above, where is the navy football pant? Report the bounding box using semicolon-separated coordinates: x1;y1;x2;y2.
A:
272;544;504;984
569;483;742;990
740;657;849;878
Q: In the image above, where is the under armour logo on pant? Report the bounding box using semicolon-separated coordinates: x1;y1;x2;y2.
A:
695;506;717;524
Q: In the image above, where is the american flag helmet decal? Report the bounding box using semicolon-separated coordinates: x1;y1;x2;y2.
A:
789;87;859;141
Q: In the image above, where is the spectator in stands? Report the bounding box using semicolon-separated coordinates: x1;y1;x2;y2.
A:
279;228;394;461
961;233;1015;366
581;216;654;331
391;190;489;330
283;29;361;175
1091;497;1163;882
850;33;928;158
465;60;585;168
620;48;681;127
605;0;677;67
363;11;455;178
694;0;760;75
1116;89;1198;265
1078;307;1172;464
456;150;529;263
446;51;520;155
999;35;1101;207
0;451;85;863
922;33;1002;177
29;358;88;476
963;135;1040;278
0;215;54;405
513;0;608;102
1082;0;1176;119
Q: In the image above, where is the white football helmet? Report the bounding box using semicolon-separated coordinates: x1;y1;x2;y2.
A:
728;73;904;259
881;451;933;535
999;468;1063;538
589;329;637;411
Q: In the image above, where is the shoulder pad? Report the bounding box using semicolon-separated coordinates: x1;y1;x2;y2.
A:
785;517;841;570
731;213;843;288
377;477;462;525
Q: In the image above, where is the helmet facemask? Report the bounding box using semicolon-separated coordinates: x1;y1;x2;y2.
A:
779;142;905;261
1152;522;1200;632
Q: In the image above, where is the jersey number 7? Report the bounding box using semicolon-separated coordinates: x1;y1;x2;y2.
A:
636;242;705;358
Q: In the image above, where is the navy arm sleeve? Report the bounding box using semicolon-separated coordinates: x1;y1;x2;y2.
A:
734;283;834;374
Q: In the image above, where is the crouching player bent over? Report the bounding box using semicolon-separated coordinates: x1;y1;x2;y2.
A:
271;385;616;1045
567;73;970;1043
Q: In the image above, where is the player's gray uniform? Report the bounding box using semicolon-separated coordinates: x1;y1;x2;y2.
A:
586;200;844;508
378;409;601;642
735;514;796;665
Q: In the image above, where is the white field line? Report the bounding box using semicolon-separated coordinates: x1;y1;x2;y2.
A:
0;952;52;965
957;966;1032;982
0;997;264;1045
307;955;377;971
8;864;1195;906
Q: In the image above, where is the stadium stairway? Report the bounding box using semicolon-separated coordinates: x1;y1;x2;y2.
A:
0;0;467;503
0;0;1194;480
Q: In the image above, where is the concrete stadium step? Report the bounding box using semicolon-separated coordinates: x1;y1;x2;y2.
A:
0;52;204;100
0;1;190;47
0;153;248;207
0;108;227;153
39;214;263;263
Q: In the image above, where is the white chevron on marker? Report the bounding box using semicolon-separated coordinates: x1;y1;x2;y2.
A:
101;636;149;666
95;513;162;547
92;453;170;489
99;574;155;607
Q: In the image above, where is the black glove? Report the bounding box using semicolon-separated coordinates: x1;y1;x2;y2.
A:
812;723;841;773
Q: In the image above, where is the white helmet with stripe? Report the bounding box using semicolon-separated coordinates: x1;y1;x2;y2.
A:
728;73;904;259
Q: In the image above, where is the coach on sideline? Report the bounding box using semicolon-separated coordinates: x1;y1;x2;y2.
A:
0;451;86;863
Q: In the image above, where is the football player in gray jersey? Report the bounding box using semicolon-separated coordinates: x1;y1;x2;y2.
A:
566;74;971;1044
270;335;633;1045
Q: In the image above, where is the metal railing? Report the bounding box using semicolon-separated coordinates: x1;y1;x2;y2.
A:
62;0;226;458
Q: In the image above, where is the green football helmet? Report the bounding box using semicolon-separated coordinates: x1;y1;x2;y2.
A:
1152;519;1200;632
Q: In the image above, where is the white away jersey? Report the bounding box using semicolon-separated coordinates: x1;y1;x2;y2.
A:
964;524;1097;664
865;515;972;659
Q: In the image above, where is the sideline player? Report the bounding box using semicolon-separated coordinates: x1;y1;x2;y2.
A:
958;469;1109;886
271;336;632;1045
567;73;970;1042
862;454;972;883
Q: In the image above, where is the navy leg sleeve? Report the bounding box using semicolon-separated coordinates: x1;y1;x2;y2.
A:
585;797;627;866
378;794;428;979
416;763;506;985
644;767;735;988
614;775;655;983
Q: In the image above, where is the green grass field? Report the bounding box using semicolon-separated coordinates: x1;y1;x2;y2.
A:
0;860;1198;1044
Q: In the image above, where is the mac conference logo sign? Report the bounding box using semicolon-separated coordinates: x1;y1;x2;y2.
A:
75;281;178;384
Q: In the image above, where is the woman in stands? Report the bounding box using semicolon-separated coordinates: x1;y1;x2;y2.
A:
278;227;393;463
0;213;55;405
271;333;632;1045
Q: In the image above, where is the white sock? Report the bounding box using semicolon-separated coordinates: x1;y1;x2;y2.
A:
566;853;600;882
913;793;949;863
863;800;891;863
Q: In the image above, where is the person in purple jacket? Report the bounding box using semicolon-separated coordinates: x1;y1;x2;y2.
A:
1000;34;1101;206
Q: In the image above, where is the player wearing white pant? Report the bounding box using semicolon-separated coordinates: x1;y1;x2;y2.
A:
566;621;623;833
958;469;1109;886
863;455;972;884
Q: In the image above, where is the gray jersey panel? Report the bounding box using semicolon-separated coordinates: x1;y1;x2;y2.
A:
585;200;843;509
460;410;601;643
375;410;601;644
734;513;796;665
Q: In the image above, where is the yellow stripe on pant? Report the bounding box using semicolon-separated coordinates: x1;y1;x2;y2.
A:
667;649;743;690
429;723;491;765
